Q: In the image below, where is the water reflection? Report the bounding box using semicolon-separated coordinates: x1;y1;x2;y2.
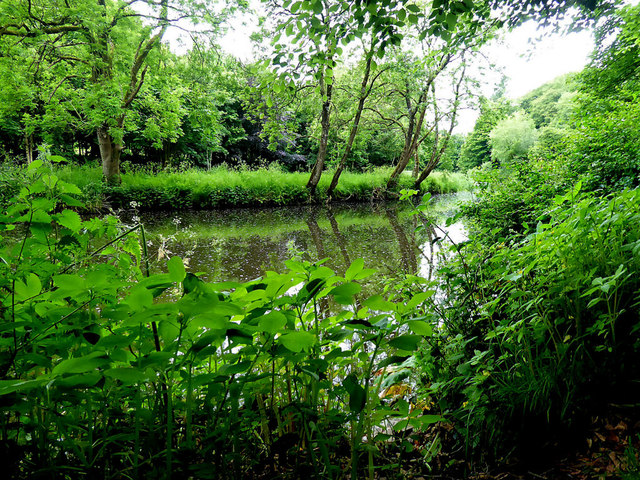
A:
138;195;464;284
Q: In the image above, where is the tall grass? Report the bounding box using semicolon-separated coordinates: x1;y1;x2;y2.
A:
54;164;472;211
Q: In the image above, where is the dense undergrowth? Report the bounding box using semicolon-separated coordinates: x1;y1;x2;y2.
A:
0;161;451;479
5;164;470;211
428;186;640;464
2;153;640;479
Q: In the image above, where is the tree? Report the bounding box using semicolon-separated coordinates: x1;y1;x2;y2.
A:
519;73;578;128
0;0;223;183
260;0;413;195
458;97;512;170
489;111;538;166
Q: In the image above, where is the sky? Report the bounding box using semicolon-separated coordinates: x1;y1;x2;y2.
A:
487;21;594;99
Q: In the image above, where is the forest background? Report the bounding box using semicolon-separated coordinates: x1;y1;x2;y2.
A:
1;0;640;479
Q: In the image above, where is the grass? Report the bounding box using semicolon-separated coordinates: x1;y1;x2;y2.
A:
53;164;472;211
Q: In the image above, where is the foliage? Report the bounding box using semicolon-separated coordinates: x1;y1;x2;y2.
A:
0;161;445;478
462;153;569;241
48;164;471;211
458;97;512;171
518;73;578;128
419;186;640;460
489;111;539;166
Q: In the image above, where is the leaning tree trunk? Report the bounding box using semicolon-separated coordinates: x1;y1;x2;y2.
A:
386;102;427;189
412;151;420;178
98;126;123;185
306;81;333;196
327;44;377;199
414;64;466;189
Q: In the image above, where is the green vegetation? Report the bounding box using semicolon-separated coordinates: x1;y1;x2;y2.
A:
4;164;467;211
2;0;640;478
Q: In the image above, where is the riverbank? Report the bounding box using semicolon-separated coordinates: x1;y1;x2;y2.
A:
49;164;471;211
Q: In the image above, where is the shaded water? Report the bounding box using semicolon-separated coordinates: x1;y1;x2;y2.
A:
137;194;467;284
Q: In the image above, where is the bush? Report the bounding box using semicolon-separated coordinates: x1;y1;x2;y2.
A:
420;187;640;460
462;155;569;241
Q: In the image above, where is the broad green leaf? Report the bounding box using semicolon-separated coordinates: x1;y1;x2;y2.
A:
217;361;252;376
405;291;435;310
55;372;102;389
104;368;149;385
53;275;86;299
329;282;361;304
279;331;316;352
258;311;287;334
345;258;364;281
53;352;110;375
15;273;42;300
159;319;180;344
126;286;153;312
389;335;422;352
343;373;366;413
363;295;395;311
408;320;433;336
168;256;186;283
0;378;48;395
56;210;82;233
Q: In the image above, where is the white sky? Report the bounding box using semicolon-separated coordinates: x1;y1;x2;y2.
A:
452;23;594;132
485;21;594;99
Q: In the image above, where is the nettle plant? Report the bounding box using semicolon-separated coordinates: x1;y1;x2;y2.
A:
0;160;442;479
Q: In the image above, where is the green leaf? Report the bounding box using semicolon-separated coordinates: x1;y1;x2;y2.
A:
389;334;422;352
408;320;433;336
279;331;316;352
377;355;411;368
363;295;395;311
168;256;186;283
217;360;252;376
15;273;42;300
104;368;149;385
343;373;366;413
0;378;48;395
329;282;362;304
159;319;180;344
53;352;110;375
126;286;153;312
258;311;287;334
56;210;82;233
405;291;435;310
53;274;86;294
345;258;364;281
55;372;102;389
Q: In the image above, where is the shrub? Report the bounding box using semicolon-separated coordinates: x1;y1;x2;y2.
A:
420;187;640;460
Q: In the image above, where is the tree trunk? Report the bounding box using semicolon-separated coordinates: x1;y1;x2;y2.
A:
327;45;376;200
413;65;466;189
387;108;426;190
306;79;333;196
25;133;34;164
161;141;170;169
98;126;123;185
412;151;420;178
386;104;426;189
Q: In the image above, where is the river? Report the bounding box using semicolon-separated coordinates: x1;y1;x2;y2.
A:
134;193;468;285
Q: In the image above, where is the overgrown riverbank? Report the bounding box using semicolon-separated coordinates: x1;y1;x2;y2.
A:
1;160;639;479
1;164;471;211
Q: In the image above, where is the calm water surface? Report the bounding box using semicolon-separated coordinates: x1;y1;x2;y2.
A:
137;194;468;284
